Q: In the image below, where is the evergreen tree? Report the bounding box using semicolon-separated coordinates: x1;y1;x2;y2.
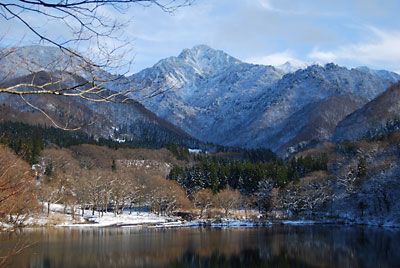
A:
111;159;117;172
357;158;367;178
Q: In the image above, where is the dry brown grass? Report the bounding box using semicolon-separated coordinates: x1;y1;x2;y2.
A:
46;215;66;226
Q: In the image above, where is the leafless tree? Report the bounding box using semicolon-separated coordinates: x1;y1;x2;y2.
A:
192;188;214;218
215;187;242;218
0;146;37;267
126;177;142;215
147;177;190;215
40;177;63;217
277;173;332;217
0;146;38;224
109;171;131;215
0;0;193;130
79;168;105;215
337;167;359;195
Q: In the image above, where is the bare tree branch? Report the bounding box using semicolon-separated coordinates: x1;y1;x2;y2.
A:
0;0;191;130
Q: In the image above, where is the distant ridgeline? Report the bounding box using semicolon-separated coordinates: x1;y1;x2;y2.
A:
0;120;278;165
0;121;198;165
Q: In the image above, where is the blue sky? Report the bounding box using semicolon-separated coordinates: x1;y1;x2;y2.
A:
126;0;400;73
2;0;400;74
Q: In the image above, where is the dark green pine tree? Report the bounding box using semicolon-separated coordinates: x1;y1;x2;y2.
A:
357;158;367;178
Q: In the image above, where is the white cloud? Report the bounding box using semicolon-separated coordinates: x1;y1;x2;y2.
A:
308;27;400;71
245;50;300;66
257;0;277;11
308;48;336;62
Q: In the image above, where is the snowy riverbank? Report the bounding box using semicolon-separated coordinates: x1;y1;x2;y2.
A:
3;203;399;230
17;203;266;228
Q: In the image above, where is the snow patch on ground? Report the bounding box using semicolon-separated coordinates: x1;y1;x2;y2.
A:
63;212;171;227
6;203;400;229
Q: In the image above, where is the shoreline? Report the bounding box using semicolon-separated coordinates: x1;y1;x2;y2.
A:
58;218;400;230
2;203;399;230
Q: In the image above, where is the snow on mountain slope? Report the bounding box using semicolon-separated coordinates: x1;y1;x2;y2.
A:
132;45;285;143
0;69;194;147
332;82;400;142
277;60;318;73
239;64;398;148
2;45;400;155
354;66;400;82
133;46;399;154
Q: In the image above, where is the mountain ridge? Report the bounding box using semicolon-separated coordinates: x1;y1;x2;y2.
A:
1;45;400;155
132;46;399;155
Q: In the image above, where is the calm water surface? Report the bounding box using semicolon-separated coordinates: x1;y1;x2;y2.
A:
1;225;399;267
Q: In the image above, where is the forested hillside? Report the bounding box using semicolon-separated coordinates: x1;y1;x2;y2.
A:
1;116;400;227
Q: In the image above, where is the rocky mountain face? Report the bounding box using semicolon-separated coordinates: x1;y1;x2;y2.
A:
1;45;400;155
132;45;399;155
0;69;195;147
277;60;317;74
332;82;400;142
132;45;285;147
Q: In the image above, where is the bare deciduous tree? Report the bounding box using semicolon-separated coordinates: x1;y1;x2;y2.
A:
147;177;190;215
0;146;37;224
0;146;38;266
0;0;193;130
192;188;214;218
215;187;242;218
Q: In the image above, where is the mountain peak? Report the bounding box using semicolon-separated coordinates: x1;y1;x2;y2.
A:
175;45;241;74
178;44;218;59
177;44;239;63
277;60;311;73
275;59;325;74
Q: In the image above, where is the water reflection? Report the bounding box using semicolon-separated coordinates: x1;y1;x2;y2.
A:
0;226;399;267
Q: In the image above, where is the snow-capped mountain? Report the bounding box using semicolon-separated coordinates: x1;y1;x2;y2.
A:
1;44;400;155
131;45;285;145
0;69;195;148
332;82;400;143
277;60;317;73
130;45;400;155
354;66;400;82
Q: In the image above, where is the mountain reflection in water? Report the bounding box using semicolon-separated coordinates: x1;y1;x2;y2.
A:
0;225;399;267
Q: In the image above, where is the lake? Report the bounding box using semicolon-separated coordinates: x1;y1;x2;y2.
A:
1;225;399;267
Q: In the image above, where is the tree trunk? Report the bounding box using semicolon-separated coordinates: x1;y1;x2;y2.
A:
121;199;126;215
71;205;75;220
47;202;50;217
